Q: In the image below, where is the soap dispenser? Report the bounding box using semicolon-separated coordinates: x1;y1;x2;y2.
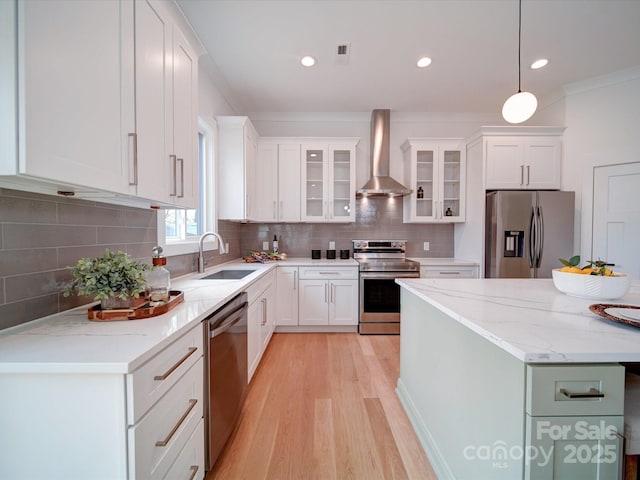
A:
272;235;279;254
146;246;171;302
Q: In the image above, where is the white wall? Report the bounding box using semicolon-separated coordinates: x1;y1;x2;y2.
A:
562;67;640;257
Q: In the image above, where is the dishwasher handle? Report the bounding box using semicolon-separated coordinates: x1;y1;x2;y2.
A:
210;302;248;338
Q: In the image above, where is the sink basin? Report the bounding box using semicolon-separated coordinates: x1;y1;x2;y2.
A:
200;269;256;280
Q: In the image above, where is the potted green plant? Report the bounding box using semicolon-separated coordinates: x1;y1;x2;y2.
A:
64;249;150;309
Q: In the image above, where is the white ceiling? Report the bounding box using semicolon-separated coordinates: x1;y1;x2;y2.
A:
177;0;640;115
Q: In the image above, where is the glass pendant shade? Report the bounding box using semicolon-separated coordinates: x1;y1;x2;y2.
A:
502;90;538;124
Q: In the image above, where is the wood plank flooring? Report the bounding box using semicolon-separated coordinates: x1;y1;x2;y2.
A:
206;333;437;480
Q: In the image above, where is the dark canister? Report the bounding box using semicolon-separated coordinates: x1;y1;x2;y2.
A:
326;250;336;260
340;249;350;259
311;249;321;259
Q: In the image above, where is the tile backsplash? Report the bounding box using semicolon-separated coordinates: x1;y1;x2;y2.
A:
1;189;452;329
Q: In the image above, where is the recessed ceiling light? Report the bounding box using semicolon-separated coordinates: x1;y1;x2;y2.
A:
531;58;548;70
417;57;432;68
301;56;316;67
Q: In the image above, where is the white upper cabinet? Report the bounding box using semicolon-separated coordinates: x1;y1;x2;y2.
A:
402;139;466;223
301;140;358;223
1;0;199;208
10;0;134;195
255;140;301;222
217;116;259;221
131;0;199;208
485;134;563;190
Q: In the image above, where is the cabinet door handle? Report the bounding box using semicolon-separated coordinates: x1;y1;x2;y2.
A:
280;201;283;219
177;158;184;198
520;165;525;186
261;298;267;325
560;388;605;399
331;283;335;303
188;466;199;480
128;133;138;186
324;284;328;303
273;201;277;220
293;270;297;290
154;347;198;381
155;399;198;446
526;165;530;186
170;154;177;197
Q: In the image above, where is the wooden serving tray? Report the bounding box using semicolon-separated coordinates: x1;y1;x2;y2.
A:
88;291;184;321
589;303;640;328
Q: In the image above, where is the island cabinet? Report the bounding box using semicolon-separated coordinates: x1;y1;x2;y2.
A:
298;267;358;326
0;322;205;480
301;140;358;223
397;283;627;480
255;140;302;222
217;116;260;222
402;139;466;223
247;270;276;380
2;0;199;208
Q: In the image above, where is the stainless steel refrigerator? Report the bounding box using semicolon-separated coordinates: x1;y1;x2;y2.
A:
485;190;575;278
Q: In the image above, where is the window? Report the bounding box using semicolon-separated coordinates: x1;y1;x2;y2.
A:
158;118;216;256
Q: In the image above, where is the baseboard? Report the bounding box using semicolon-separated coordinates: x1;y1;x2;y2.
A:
396;378;456;480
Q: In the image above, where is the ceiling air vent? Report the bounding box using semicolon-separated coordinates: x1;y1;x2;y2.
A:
335;43;350;65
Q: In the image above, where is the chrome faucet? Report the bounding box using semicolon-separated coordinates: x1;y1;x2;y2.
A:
198;232;227;273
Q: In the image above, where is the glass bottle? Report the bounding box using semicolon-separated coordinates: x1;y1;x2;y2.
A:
445;207;453;216
417;186;424;199
146;246;171;303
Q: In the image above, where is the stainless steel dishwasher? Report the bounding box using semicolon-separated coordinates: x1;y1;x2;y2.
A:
203;292;248;471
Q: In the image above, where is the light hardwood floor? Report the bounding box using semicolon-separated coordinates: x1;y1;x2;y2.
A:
206;333;437;480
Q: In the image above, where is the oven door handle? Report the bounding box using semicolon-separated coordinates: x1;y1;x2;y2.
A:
359;272;420;279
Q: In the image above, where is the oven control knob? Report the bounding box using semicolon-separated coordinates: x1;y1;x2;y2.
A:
353;241;365;249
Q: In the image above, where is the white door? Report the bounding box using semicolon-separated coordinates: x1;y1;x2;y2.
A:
592;162;640;279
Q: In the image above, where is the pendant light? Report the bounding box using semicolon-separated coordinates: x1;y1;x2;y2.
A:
502;0;537;124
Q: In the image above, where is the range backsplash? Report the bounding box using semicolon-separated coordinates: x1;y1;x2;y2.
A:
240;197;453;258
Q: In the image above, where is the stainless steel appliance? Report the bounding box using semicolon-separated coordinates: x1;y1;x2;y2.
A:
485;190;575;278
203;292;249;470
353;240;420;334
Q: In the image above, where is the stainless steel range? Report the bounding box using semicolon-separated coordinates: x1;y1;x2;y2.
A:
353;240;420;334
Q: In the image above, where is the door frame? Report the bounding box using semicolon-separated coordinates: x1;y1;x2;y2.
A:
581;159;640;262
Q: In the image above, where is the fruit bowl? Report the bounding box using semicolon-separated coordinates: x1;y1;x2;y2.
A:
552;268;632;300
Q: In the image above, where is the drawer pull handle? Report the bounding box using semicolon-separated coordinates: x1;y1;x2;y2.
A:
439;271;461;275
156;399;198;447
154;347;198;381
188;465;199;480
560;388;605;399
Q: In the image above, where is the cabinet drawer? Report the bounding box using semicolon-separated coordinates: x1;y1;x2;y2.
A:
127;325;203;424
421;266;478;278
128;359;203;480
299;267;358;280
246;270;276;304
164;418;205;480
526;364;624;417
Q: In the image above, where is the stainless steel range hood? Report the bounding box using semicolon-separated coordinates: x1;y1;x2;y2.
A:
357;109;412;197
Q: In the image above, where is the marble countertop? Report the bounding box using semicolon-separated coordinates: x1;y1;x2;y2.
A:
0;257;360;375
397;278;640;363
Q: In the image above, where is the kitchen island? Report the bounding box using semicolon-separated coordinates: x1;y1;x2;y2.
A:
396;278;640;480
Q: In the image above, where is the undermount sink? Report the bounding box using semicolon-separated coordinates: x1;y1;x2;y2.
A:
200;269;256;280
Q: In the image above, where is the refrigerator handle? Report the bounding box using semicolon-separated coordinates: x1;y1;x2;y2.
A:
528;207;536;268
536;206;544;268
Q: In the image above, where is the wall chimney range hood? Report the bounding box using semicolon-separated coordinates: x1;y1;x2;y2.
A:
357;109;412;197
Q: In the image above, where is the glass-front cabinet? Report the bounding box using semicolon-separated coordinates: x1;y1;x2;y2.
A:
301;140;357;222
402;139;465;223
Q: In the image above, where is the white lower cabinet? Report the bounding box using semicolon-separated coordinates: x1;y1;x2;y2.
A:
247;270;276;381
276;266;299;326
0;323;205;480
420;264;479;279
298;267;358;326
